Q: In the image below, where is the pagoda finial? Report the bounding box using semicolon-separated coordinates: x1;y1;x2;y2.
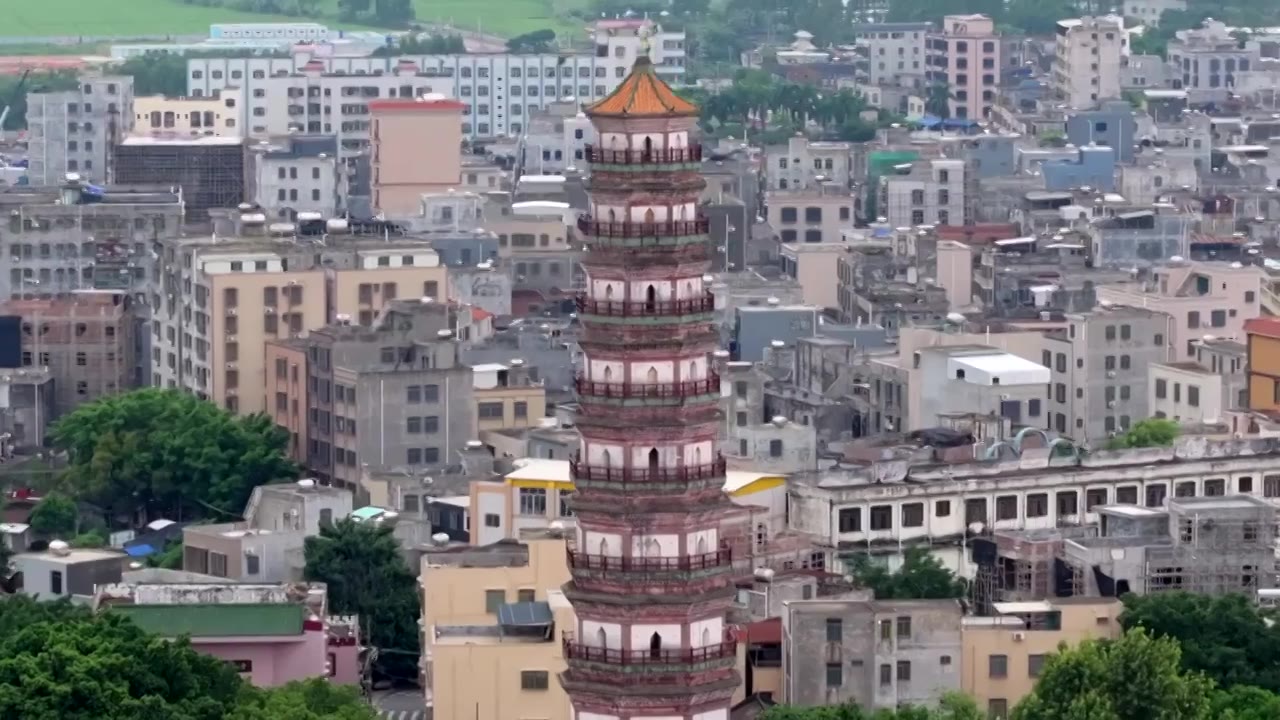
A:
639;24;652;58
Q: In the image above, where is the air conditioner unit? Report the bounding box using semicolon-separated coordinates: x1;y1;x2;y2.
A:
226;362;238;370
228;308;238;316
264;307;276;314
1013;632;1026;642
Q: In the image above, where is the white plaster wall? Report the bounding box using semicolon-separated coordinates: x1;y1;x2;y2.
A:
628;444;682;466
586;357;625;381
581;620;623;649
626;280;675;302
579;713;621;720
584;441;625;466
694;709;730;720
474;490;507;545
630;623;682;651
675;276;704;298
630;533;678;556
583;530;622;557
687;528;718;555
681;440;714;464
690;617;723;647
626;360;676;383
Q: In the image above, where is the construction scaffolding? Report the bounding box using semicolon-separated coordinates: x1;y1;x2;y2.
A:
114;136;246;224
971;526;1095;615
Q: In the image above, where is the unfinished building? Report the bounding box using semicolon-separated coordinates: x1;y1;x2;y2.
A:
114;136;245;225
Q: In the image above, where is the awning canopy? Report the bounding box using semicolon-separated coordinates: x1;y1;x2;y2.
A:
498;601;553;627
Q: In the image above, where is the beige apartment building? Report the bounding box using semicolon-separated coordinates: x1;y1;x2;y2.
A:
133;91;243;137
422;532;573;720
765;184;855;245
962;598;1122;717
473;360;547;434
153;219;449;415
926;14;1001;120
779;243;846;311
371;97;464;216
1052;16;1127;109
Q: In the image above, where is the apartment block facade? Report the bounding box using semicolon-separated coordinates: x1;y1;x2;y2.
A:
26;73;134;185
926;15;1001;120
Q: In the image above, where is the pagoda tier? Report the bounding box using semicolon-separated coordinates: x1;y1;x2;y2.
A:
561;53;739;720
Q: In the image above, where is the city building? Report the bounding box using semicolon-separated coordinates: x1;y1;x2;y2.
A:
0;291;136;418
14;544;126;600
560;57;740;716
1245;316;1280;412
132;91;243;137
1052;17;1128;109
879;158;969;228
473;360;547;434
766;185;856;245
1166;20;1259;104
249;135;345;219
1123;0;1186;24
850;22;932;89
26;73;134;185
152;217;449;414
916;345;1050;431
421;531;573;718
961;598;1123;716
183;20;686;144
765;137;852;192
369;97;465;216
517;100;596;176
782;599;963;710
926;15;1001;120
114;136;247;223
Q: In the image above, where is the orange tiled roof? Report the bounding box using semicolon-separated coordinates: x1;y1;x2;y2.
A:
587;56;697;118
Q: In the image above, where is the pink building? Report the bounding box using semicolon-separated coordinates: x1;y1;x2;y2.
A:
370;96;465;216
926;14;1001;120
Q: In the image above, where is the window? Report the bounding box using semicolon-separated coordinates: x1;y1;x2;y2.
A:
1188;385;1200;407
1057;490;1078;516
826;618;842;642
1240;476;1253;493
518;487;547;516
484;513;501;527
838;507;861;532
1028;654;1046;677
879;663;892;686
989;699;1009;720
479;401;505;418
935;500;951;517
1026;493;1048;518
1116;485;1138;504
1155;378;1167;399
50;570;63;595
996;495;1018;520
1175;481;1196;498
827;663;843;687
485;590;505;613
897;660;912;681
1204;478;1225;496
246;554;260;575
1086;488;1108;509
520;670;549;690
1266;475;1280;498
989;654;1008;678
769;439;783;457
897;616;912;639
902;502;924;527
870;505;892;530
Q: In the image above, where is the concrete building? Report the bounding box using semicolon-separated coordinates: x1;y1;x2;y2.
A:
1150;357;1241;425
182;480;352;582
961;598;1123;717
152;218;450;414
779;245;845;312
1098;260;1263;362
783;599;963;710
1052;17;1128;109
133;91;242;137
370;97;465;216
26;73;134;185
249;135;345;220
1167;20;1259;104
185;20;686;145
14;544;126;601
766;137;852;192
851;22;932;89
767;185;855;245
517;101;596;176
421;532;573;719
1123;0;1186;25
1040;304;1171;443
264;300;476;487
926;15;1001;120
0;291;136;418
473;360;547;434
1040;146;1117;191
880;158;968;228
114;136;247;223
917;345;1050;431
1245;316;1280;412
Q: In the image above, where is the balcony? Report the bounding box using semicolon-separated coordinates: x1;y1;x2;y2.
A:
576;293;715;320
585;144;702;167
575;373;719;401
576;216;709;249
569;454;726;484
563;636;737;667
567;545;732;573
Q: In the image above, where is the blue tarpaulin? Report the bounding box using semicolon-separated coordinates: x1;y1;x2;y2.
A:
918;114;943;128
125;544;155;557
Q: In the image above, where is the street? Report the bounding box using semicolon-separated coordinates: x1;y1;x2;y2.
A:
371;689;430;720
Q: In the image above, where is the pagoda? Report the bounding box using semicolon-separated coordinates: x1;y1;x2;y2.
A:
559;49;740;719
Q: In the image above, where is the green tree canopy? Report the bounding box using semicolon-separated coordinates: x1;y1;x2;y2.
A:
1210;685;1280;720
759;693;983;719
1121;592;1280;692
230;679;377;720
507;29;558;53
27;493;78;538
1105;417;1179;450
1012;628;1213;720
849;546;967;600
52;389;296;523
304;519;419;682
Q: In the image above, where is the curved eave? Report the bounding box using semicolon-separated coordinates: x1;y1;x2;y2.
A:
586;109;700;120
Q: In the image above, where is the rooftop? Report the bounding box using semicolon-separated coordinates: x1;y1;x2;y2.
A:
112;603;306;637
587;56;696;118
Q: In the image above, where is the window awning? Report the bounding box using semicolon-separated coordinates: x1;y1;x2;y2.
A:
498;601;553;627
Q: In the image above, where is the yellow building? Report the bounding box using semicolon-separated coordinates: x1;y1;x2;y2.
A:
472;361;547;434
469;458;787;546
133;91;242;137
422;531;573;720
961;598;1123;717
1246;317;1280;412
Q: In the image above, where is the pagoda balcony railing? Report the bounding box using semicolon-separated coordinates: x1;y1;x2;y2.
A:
577;216;709;238
563;634;737;666
569;454;727;483
576;293;715;318
566;544;732;572
575;373;720;399
585;144;703;165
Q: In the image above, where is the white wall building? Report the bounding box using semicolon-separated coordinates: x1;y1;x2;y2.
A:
249;136;345;219
766;136;852;191
881;158;968;227
1053;16;1128;109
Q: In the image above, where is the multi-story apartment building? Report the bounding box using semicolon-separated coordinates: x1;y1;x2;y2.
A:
766;184;855;245
26;73;134;185
880;158;968;227
133;90;243;137
1167;20;1259;104
370;97;464;216
926;15;1001;120
184;20;685;145
1052;16;1128;109
151;218;450;414
517;100;596;176
473;360;547;435
0;291;136;418
264;301;476;487
766;137;852;191
1123;0;1186;24
1245;316;1280;412
249;135;345;219
1040;304;1171;443
851;22;932;88
783;599;964;710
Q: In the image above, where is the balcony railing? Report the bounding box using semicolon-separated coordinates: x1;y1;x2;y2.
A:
585;144;703;165
577;216;709;239
563;635;737;666
569;454;727;483
576;293;715;318
566;545;732;572
575;373;719;399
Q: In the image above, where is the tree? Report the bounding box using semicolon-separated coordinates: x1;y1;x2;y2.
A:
1120;592;1280;693
304;520;419;682
1012;628;1213;720
230;679;377;720
116;52;189;97
849;546;967;600
0;71;78;131
27;493;78;538
1211;685;1280;720
52;389;296;523
924;84;951;119
760;693;982;719
507;29;558;53
1105;418;1178;449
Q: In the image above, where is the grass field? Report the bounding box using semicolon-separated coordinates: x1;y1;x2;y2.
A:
0;0;582;40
